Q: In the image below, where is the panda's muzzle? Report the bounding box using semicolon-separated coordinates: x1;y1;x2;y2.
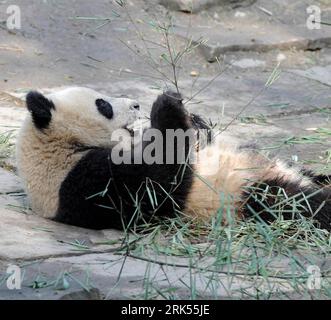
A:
123;124;135;137
124;105;142;136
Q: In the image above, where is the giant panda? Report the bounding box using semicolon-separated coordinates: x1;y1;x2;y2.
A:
16;87;331;231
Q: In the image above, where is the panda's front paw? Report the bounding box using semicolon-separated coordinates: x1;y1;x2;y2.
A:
163;91;183;103
151;91;190;131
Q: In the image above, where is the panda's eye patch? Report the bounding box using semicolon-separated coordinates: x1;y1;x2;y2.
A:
95;99;113;119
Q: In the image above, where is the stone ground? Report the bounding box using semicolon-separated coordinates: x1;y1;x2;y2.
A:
0;0;330;299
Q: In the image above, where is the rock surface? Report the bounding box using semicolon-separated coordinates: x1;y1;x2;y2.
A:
159;0;254;13
290;64;331;87
170;0;331;62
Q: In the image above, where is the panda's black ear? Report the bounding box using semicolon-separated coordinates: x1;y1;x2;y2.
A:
26;91;55;130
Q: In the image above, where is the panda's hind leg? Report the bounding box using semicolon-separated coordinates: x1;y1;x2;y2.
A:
243;177;331;232
300;168;331;186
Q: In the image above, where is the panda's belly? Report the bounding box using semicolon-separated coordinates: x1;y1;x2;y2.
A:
184;145;267;223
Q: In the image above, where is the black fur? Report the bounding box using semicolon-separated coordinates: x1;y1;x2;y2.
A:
243;177;331;231
300;168;331;186
55;92;194;230
191;113;213;147
26;91;55;130
50;90;331;232
95;99;114;120
150;91;188;131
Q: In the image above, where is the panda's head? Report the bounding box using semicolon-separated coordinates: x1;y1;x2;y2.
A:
25;87;140;148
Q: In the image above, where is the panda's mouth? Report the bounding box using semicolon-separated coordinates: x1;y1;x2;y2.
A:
126;127;135;137
123;124;135;137
123;115;147;138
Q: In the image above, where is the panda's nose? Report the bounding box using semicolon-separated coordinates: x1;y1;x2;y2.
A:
131;103;140;110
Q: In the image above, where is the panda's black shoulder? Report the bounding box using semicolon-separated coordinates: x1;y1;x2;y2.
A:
60;148;112;197
55;148;123;229
55;146;194;230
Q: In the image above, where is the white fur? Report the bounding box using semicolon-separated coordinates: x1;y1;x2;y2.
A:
16;87;139;218
184;134;315;223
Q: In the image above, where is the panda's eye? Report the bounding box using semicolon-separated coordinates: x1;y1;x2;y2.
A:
95;99;113;120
